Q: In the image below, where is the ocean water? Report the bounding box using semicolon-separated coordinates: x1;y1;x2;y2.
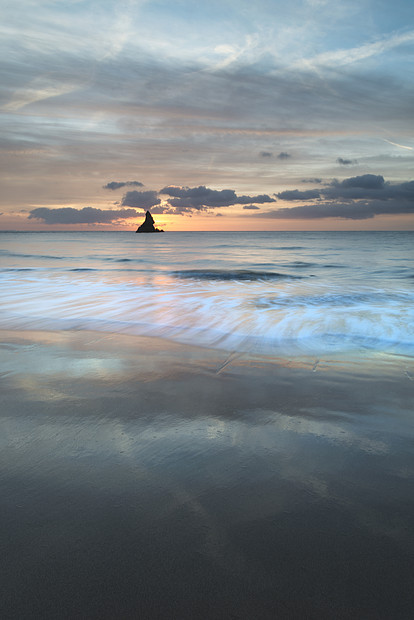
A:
1;230;413;357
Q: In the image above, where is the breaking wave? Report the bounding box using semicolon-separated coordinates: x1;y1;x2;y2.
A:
171;269;305;281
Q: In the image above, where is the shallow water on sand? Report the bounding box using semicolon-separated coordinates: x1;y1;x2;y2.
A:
0;330;413;619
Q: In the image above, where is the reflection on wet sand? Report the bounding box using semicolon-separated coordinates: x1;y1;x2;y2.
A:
0;330;413;618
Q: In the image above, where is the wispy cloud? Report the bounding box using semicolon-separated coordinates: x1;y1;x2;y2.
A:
296;29;414;69
383;139;413;151
2;76;83;112
99;11;132;61
208;34;260;71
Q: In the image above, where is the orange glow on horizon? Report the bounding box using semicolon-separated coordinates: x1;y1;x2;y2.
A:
1;210;413;232
137;212;414;232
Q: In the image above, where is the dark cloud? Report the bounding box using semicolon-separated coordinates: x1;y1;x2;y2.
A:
103;181;144;190
301;178;322;184
28;207;139;224
254;173;414;220
323;174;394;200
277;152;291;159
160;185;275;212
336;174;384;189
278;175;414;203
121;190;161;209
260;151;273;157
277;189;321;201
337;158;358;165
150;205;173;214
331;179;414;201
257;200;414;220
243;205;260;210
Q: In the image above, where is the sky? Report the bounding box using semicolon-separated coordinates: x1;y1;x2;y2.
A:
1;0;414;231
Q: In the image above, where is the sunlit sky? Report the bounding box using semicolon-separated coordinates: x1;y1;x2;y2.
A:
1;0;413;231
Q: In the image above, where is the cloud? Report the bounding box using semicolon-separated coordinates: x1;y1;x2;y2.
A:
256;174;414;220
279;174;411;202
299;29;414;70
260;151;273;157
257;200;414;220
2;76;84;112
326;178;414;202
322;174;393;200
338;174;384;189
28;207;139;224
337;157;358;165
301;178;322;184
103;181;144;190
159;185;275;212
150;205;173;214
277;152;291;159
121;190;161;209
243;205;260;210
383;139;413;151
277;189;321;201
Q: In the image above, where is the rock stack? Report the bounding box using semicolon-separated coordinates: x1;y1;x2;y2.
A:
136;211;164;233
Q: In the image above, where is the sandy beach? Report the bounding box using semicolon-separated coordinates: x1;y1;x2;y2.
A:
1;329;413;619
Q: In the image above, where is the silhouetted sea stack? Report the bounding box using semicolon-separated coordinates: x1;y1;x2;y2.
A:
136;211;164;233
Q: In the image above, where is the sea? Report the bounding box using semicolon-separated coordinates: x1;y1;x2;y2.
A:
1;230;413;359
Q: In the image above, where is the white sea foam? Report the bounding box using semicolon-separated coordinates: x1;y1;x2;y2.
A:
1;268;413;356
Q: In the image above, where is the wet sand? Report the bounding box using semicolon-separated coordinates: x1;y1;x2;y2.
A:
0;329;413;619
